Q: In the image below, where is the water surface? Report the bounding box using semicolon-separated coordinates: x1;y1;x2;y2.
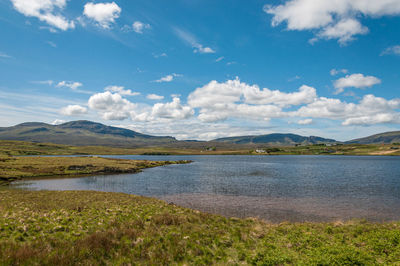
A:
12;155;400;222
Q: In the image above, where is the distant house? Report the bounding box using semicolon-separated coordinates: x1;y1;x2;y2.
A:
255;149;266;153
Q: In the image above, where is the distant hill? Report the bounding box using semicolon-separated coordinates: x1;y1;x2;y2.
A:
0;120;176;147
347;131;400;144
212;133;336;145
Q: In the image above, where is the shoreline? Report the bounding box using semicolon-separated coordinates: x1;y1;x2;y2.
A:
0;156;191;186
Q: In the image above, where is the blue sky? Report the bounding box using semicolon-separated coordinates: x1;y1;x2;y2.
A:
0;0;400;141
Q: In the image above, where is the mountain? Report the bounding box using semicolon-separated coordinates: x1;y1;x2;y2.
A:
212;133;336;145
0;120;176;147
347;131;400;144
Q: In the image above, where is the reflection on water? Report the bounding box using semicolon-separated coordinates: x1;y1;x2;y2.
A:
12;155;400;222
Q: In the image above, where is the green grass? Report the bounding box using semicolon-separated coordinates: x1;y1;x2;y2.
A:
1;140;400;156
0;190;399;265
0;156;190;185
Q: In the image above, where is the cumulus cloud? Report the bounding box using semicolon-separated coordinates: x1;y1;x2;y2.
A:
265;0;400;44
294;94;400;125
173;27;215;54
154;73;182;83
132;21;150;33
315;18;368;45
88;91;134;120
150;97;194;120
104;85;140;96
11;0;75;31
333;73;381;94
57;81;83;90
88;91;192;122
60;105;88;116
83;2;121;29
381;45;400;56
84;77;400;130
187;78;315;122
147;94;164;100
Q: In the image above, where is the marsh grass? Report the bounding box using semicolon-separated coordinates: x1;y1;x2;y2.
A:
0;190;399;265
0;156;189;184
1;140;400;157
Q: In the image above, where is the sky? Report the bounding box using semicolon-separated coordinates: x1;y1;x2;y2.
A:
0;0;400;141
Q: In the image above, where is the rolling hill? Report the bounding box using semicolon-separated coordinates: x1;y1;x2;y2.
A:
212;133;337;145
2;120;397;147
0;120;176;147
347;131;400;144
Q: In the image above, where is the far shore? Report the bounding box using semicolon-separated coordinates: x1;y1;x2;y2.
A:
0;155;191;185
1;140;400;157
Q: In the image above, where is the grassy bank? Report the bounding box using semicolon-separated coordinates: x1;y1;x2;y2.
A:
1;140;400;156
0;156;190;185
0;190;399;265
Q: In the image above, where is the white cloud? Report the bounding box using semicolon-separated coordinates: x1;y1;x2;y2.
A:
316;18;368;45
46;41;57;47
60;105;88;116
150;97;194;120
88;91;135;120
330;68;348;76
147;94;164;100
83;77;400;129
381;45;400;56
132;21;150;33
154;73;182;83
153;53;167;58
215;56;224;62
31;80;54;85
83;2;121;29
333;73;381;94
187;78;315;122
265;0;400;44
11;0;75;31
188;78;294;122
195;46;215;54
88;91;193;122
0;52;11;58
173;27;215;54
118;120;275;141
104;85;140;96
297;118;313;125
57;81;83;90
294;94;400;126
51;119;66;125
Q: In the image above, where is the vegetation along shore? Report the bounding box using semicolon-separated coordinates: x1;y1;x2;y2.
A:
0;190;399;265
0;155;190;185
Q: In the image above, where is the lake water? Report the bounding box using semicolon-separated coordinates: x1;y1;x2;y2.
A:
11;155;400;222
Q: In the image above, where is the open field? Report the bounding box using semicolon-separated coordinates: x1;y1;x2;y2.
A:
1;140;400;156
0;156;189;185
0;190;399;265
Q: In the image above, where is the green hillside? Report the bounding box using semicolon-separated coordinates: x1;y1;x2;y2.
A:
0;120;176;147
213;133;337;145
348;131;400;144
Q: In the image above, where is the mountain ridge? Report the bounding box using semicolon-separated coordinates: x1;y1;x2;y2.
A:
0;120;399;146
0;120;176;147
212;133;337;145
347;131;400;144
